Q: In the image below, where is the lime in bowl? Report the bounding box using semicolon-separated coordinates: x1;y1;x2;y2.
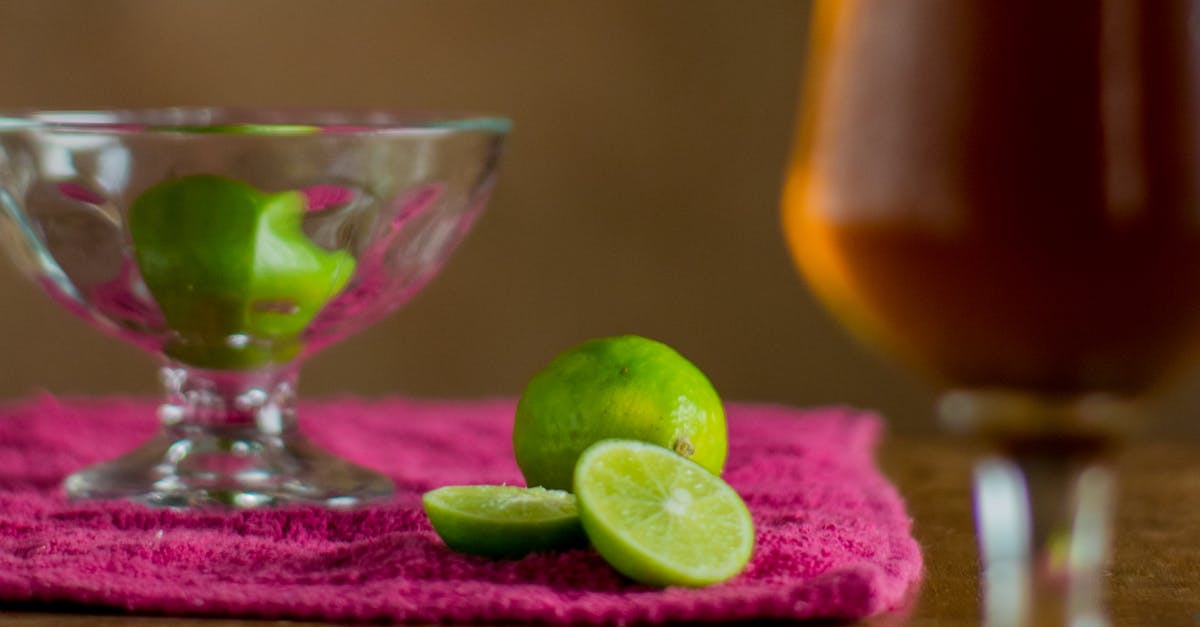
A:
0;108;510;507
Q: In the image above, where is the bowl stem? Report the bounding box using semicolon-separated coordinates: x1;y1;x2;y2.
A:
63;365;394;507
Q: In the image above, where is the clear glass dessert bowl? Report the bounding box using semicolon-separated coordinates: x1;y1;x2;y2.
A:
0;108;510;507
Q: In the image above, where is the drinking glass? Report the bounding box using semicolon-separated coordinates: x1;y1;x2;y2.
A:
783;2;1198;624
0;108;509;507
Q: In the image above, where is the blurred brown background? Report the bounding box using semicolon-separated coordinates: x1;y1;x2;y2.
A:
0;0;1197;436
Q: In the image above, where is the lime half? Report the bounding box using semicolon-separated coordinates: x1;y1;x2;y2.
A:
574;439;755;587
422;485;587;559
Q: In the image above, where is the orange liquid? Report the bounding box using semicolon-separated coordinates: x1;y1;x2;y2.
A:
784;0;1200;396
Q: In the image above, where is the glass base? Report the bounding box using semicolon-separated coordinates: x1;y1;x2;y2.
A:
940;388;1131;627
63;425;394;507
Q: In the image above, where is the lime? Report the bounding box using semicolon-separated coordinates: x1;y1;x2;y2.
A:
422;485;587;559
574;439;755;587
130;174;356;369
513;335;726;490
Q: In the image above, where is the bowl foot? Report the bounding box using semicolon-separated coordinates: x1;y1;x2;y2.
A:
63;426;394;507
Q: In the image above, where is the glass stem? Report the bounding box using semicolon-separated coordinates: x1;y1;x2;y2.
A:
974;447;1115;626
158;364;299;436
941;390;1134;627
61;361;391;506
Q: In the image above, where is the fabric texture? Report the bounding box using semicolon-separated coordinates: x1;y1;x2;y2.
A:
0;395;922;623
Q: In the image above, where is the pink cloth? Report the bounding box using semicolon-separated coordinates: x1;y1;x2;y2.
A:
0;395;922;623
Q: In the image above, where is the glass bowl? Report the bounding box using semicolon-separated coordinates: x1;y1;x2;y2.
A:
0;107;510;507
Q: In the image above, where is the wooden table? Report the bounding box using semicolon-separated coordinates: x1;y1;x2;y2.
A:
4;436;1198;626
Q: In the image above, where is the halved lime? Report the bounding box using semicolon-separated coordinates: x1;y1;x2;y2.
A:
422;485;587;559
574;439;755;587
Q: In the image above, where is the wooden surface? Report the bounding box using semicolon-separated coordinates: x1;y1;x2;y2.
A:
3;436;1198;626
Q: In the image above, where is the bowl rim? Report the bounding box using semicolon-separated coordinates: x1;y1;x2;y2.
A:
0;106;512;136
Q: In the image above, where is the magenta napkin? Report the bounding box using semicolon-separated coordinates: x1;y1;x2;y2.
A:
0;395;922;623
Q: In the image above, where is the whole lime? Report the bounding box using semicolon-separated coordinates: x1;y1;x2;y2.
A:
513;335;726;490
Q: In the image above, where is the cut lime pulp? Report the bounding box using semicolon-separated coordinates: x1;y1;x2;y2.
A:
422;485;587;559
574;439;755;587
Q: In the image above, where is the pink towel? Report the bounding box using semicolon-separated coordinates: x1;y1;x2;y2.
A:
0;395;922;623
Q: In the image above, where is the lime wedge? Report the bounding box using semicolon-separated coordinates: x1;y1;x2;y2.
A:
422;485;587;558
574;439;755;587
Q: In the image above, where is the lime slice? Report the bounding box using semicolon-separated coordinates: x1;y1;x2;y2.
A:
574;439;755;587
422;485;587;559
